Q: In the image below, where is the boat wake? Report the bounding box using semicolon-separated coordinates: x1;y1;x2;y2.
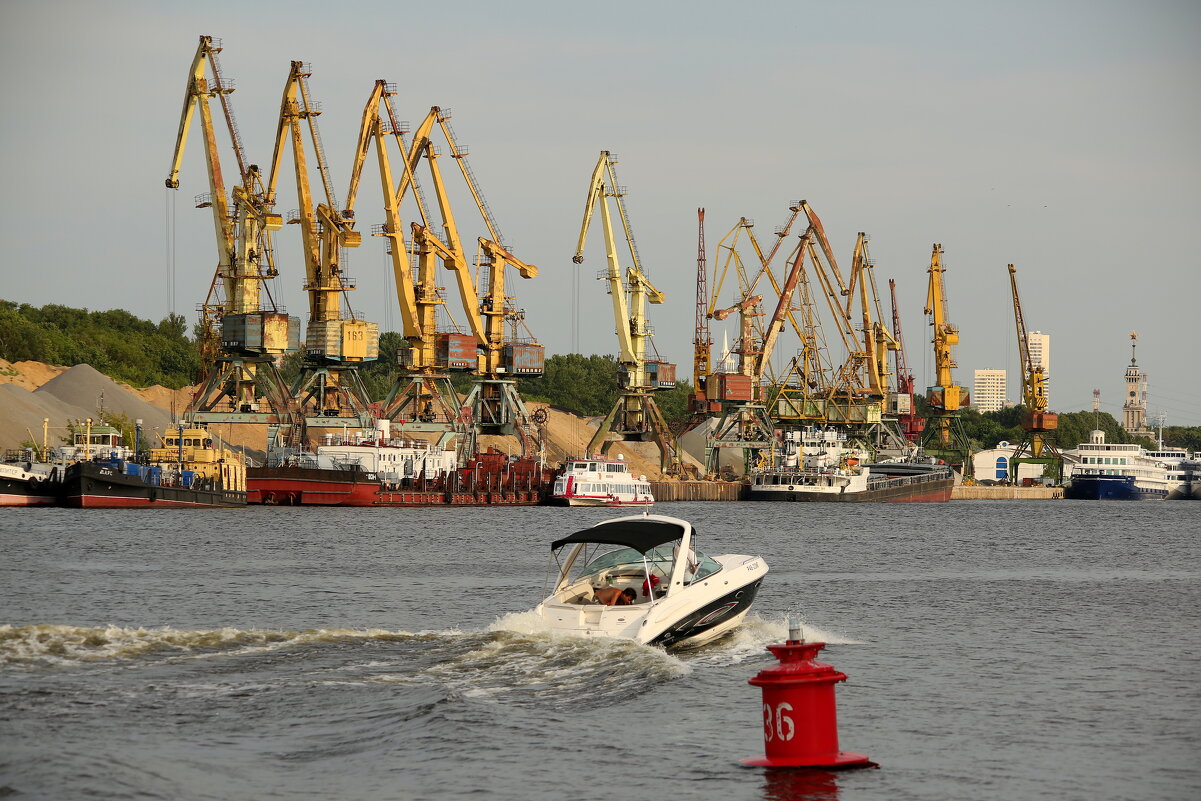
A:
1;613;861;709
0;623;431;667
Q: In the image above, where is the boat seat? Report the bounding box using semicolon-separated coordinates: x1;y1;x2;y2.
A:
567;586;594;604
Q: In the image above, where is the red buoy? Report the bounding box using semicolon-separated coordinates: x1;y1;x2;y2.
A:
743;622;873;769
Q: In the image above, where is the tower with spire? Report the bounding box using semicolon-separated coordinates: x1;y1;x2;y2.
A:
1122;332;1151;437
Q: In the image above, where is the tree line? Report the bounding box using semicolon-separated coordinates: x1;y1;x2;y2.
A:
2;302;1195;450
0;301;199;389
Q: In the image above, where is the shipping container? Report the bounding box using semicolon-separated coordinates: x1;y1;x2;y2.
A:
436;333;478;370
222;312;299;354
646;360;676;388
709;372;753;402
502;343;546;375
304;320;380;361
1027;412;1058;430
340;320;380;361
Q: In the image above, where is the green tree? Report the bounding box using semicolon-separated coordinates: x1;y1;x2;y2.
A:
518;353;619;415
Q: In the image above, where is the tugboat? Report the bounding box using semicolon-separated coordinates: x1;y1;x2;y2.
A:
61;422;246;508
0;459;60;507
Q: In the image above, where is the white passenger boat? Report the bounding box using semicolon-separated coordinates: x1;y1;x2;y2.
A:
1145;446;1194;501
534;514;767;647
549;454;654;506
1063;430;1180;501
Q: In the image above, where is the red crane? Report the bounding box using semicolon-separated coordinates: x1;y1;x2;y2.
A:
689;208;717;414
889;278;925;442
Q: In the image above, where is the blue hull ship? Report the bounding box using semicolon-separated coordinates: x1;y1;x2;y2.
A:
1064;474;1167;501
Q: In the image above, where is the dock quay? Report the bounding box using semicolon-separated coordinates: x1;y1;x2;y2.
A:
952;485;1063;500
650;480;744;502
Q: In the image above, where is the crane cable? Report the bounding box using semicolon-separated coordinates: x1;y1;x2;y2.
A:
165;187;178;422
165;188;177;319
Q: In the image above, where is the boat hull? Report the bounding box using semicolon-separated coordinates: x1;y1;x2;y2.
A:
1064;475;1166;501
0;471;58;507
248;464;553;507
550;496;654;507
0;488;58;507
247;465;381;506
649;579;764;647
62;462;245;508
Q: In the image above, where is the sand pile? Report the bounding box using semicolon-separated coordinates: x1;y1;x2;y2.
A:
35;365;176;433
0;364;197;454
0;361;703;476
0;359;67;390
0;384;95;451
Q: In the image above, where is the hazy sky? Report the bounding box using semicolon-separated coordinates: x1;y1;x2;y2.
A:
2;0;1198;426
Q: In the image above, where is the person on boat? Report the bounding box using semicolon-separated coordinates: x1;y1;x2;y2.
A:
593;587;637;606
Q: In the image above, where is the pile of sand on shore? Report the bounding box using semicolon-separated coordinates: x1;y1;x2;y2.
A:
0;360;705;476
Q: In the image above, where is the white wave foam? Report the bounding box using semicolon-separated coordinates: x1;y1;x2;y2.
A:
0;624;427;665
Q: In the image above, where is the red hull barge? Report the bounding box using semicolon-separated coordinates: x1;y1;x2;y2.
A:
247;449;555;507
247;465;381;506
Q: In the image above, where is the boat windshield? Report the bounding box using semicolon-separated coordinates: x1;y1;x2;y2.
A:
574;545;721;584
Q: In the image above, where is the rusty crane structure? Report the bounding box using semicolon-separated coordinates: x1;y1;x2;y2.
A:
1007;264;1061;480
573;151;679;473
166;35;302;448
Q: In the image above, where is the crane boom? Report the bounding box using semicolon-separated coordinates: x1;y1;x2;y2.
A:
756;233;812;381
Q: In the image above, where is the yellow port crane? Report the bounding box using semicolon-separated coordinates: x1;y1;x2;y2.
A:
343;82;464;448
1007;264;1061;480
398;106;543;459
265;60;378;436
166;35;300;442
573;151;679;473
920;244;972;473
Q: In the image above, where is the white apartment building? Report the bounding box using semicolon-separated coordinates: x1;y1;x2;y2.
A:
973;369;1008;413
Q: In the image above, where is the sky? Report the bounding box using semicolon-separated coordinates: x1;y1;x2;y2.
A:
2;0;1199;427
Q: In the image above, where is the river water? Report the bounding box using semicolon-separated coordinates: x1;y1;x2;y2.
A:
1;501;1198;801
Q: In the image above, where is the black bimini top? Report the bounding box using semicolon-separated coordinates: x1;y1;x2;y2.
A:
551;519;689;554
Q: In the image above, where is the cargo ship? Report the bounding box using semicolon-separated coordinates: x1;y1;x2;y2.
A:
61;423;246;508
745;427;953;503
248;420;554;506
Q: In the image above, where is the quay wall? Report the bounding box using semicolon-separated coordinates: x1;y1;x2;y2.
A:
648;481;1064;502
953;486;1063;500
650;480;745;502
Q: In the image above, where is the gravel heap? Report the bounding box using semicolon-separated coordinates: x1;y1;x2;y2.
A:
1;365;176;453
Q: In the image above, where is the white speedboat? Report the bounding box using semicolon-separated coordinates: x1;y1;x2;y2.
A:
534;514;767;647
